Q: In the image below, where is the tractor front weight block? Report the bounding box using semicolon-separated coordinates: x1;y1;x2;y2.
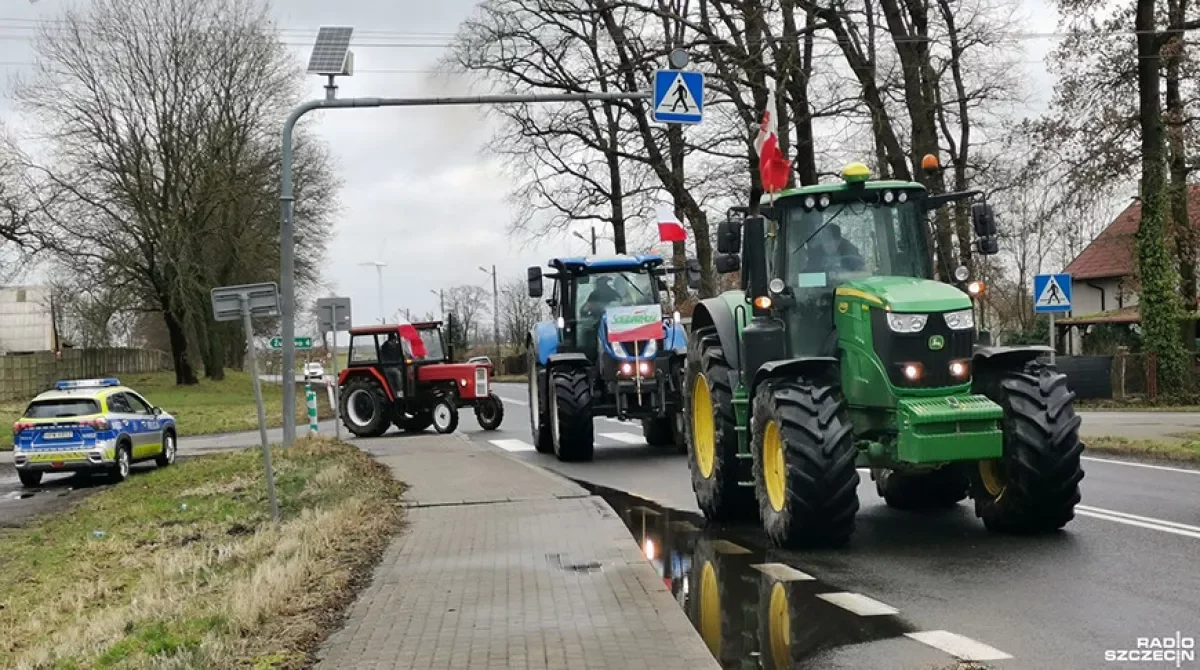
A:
895;395;1003;464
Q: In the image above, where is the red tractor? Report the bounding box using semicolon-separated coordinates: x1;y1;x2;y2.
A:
337;321;504;437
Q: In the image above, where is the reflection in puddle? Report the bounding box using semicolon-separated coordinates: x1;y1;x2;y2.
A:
591;484;917;670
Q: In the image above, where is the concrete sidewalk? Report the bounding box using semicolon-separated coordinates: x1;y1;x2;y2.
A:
316;433;718;670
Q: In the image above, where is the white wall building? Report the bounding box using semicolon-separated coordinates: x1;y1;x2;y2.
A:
0;285;57;353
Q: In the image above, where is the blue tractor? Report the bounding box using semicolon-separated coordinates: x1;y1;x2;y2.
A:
525;254;694;461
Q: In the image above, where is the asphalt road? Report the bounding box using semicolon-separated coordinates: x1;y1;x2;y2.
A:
474;383;1200;669
5;383;1198;668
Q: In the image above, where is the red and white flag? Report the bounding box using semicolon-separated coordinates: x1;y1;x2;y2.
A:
754;88;791;193
396;316;427;358
657;205;687;243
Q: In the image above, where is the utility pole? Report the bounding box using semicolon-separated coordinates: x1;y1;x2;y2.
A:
358;261;387;323
479;265;500;363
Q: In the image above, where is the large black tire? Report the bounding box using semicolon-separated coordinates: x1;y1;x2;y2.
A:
875;464;968;510
970;362;1084;533
684;325;756;521
474;393;505;431
17;470;42;488
751;379;860;548
528;350;554;453
340;377;393;438
397;411;433;433
550;367;594;462
641;415;681;448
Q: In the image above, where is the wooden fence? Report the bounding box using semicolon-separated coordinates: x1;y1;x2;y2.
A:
0;348;173;401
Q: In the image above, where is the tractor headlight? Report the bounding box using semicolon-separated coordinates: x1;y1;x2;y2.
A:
883;190;895;204
943;308;975;330
642;339;657;357
886;313;928;333
819;195;831;208
612;341;628;357
804;196;817;209
897;191;908;203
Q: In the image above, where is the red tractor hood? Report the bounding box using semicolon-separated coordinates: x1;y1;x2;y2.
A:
418;363;491;399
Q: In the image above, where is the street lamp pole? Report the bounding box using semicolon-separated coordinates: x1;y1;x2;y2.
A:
429;288;445;319
358;261;387;323
572;227;597;254
479;265;500;364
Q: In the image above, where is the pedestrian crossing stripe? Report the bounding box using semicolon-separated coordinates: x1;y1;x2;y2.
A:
1035;275;1069;307
600;432;643;445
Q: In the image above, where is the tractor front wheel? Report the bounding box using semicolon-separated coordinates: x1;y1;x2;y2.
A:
970;363;1084;533
751;379;860;548
431;396;460;434
340;378;393;437
685;325;755;521
550;367;594;462
876;465;968;510
475;393;505;431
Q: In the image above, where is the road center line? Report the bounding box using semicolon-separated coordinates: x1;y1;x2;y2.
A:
496;396;529;406
817;592;900;616
905;630;1013;662
489;439;535;452
599;432;645;445
1081;455;1199;476
1076;505;1200;539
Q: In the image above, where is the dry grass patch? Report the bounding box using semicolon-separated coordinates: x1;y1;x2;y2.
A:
0;436;406;669
1084;436;1200;464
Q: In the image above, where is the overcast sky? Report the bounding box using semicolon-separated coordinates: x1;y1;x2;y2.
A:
1;0;1059;328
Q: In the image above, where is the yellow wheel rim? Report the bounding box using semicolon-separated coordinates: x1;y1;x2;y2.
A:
768;582;791;670
978;459;1005;497
763;420;787;512
692;375;715;479
699;561;721;657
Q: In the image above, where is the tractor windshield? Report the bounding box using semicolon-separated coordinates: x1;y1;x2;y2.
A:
575;271;657;320
782;199;931;286
414;327;446;361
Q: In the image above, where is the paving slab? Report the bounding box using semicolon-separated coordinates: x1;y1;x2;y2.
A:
316;433;718;670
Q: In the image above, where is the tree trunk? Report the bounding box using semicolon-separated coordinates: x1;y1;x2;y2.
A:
1165;0;1196;347
1136;0;1189;394
163;308;198;385
604;100;627;254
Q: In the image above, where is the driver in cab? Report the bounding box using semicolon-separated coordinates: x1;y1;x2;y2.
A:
581;277;623;317
802;224;865;273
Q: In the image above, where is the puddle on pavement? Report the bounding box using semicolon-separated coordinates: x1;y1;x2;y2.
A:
586;483;920;670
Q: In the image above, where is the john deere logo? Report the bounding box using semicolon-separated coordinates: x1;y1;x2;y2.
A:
838;302;848;314
928;335;945;351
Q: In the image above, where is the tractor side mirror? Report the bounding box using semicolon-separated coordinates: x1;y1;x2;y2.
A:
977;237;1000;255
971;202;997;239
717;220;741;254
686;258;702;289
527;266;544;298
742;216;769;298
656;277;669;293
715;254;740;274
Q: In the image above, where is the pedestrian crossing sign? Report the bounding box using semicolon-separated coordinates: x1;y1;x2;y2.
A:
652;69;705;125
1033;273;1072;313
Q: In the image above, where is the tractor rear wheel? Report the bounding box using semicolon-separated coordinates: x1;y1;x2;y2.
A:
970;362;1084;533
340;377;393;437
876;465;968;510
550;367;594;462
751;379;860;548
528;352;554;453
685;325;755;521
475;393;504;430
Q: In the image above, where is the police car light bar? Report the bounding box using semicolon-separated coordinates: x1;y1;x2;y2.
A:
55;378;121;390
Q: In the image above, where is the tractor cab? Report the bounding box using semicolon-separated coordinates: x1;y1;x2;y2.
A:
337;322;504;438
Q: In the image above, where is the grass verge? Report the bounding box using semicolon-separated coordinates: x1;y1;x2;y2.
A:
2;370;335;451
493;374;524;383
1084;435;1200;464
0;436;405;669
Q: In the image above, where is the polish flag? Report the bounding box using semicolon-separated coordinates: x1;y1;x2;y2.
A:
657;205;687;243
754;88;791;193
396;317;427;358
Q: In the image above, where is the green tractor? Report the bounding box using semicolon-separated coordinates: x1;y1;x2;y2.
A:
685;160;1084;548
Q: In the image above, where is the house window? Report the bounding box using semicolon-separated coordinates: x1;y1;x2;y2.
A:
15;289;25;303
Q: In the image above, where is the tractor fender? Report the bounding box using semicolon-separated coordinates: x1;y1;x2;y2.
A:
663;320;688;355
749;357;840;399
972;345;1052;374
532;321;560;366
548;352;591;368
690;296;745;376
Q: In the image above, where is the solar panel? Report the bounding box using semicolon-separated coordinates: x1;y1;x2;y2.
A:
306;26;354;75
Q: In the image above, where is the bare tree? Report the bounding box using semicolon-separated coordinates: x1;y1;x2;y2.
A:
498;276;545;349
13;0;337;384
445;285;492;352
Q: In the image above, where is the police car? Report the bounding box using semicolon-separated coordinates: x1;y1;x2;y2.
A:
10;378;177;488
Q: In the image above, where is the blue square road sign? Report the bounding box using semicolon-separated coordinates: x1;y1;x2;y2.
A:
1033;273;1072;313
652;69;705;125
